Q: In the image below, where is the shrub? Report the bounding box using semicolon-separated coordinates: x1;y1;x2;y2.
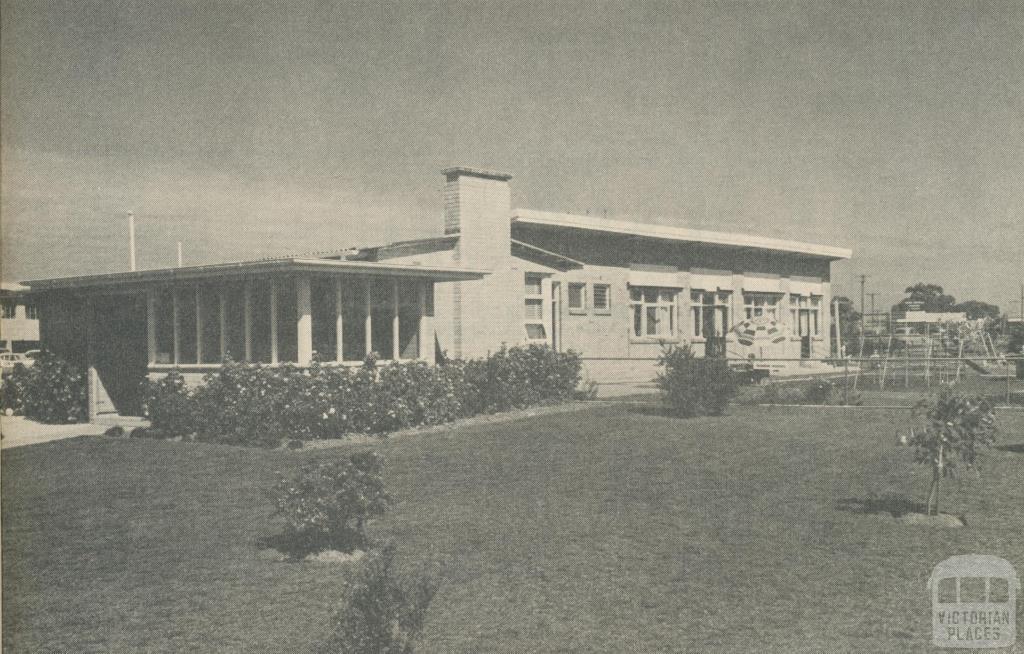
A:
145;345;581;446
906;387;997;516
271;451;392;556
143;371;196;438
656;345;739;417
318;544;438;654
2;352;87;423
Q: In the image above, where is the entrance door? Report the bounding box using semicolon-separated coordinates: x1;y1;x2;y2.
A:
90;294;149;416
799;310;812;358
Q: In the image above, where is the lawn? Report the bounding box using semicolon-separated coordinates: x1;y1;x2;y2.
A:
4;403;1023;652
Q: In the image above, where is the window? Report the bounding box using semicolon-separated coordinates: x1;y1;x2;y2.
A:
1;301;14;319
691;290;730;338
592;284;610;313
524;273;547;341
790;295;822;337
24;304;39;320
568;282;586;313
743;293;780;320
630;287;676;338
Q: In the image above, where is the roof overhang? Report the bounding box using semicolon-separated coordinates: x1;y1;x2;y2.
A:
511;239;583;270
512;209;852;260
23;258;489;291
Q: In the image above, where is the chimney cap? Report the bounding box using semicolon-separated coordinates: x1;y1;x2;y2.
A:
442;166;513;182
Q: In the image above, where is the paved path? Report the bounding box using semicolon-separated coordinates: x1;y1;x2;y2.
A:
1;416;107;449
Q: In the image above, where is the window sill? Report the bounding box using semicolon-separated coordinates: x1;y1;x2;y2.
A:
593;309;611;316
568;308;587;315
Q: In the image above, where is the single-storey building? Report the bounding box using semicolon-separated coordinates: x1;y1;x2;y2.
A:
1;282;41;353
23;166;851;419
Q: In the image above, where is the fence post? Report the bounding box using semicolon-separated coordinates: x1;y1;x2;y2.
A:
1008;359;1012;405
844;358;849;405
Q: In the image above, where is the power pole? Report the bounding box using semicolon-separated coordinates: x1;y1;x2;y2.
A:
867;292;880;333
128;211;137;272
859;274;868;318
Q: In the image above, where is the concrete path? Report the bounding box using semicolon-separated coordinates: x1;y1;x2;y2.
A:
1;416;108;449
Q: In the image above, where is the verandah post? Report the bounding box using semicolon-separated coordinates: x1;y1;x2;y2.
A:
296;275;313;366
270;279;278;364
335;277;343;363
243;280;253;362
364;277;372;359
392;278;400;360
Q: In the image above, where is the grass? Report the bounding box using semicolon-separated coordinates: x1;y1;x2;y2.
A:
4;403;1024;652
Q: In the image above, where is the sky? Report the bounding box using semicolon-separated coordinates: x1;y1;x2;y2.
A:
2;0;1022;314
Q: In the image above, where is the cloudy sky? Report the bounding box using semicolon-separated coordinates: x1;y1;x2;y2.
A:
2;0;1022;312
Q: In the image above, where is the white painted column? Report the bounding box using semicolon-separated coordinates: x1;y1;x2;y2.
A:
219;287;227;361
419;281;434;364
270;280;279;364
297;275;313;366
335;278;344;363
243;281;253;362
172;289;181;365
392;278;400;360
364;277;372;358
195;287;203;364
146;290;157;365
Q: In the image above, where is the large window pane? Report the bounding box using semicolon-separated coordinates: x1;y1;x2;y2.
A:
311;278;337;362
154;289;174;364
370;278;394;360
342;278;367;362
250;279;273;363
176;287;197;364
276;278;298;363
398;281;420;360
198;285;222;364
223;282;246;362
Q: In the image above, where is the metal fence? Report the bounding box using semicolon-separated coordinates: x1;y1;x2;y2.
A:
584;354;1024;407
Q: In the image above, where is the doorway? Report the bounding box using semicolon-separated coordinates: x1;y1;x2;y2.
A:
89;294;149;416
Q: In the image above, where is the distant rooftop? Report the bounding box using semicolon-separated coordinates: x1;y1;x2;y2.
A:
512;209;852;260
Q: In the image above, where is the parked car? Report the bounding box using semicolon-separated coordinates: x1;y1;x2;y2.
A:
0;351;32;373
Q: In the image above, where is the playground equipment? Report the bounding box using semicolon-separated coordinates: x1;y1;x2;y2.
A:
853;315;1007;390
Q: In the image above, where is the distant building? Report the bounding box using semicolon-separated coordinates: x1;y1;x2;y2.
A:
1;282;40;352
24;166;851;419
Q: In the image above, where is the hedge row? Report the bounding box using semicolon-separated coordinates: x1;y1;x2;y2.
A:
145;345;583;446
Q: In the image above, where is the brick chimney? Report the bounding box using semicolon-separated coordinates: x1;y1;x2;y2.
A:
442;166;512;268
439;166;519;358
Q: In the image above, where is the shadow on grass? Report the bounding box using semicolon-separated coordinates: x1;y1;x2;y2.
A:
995;443;1024;454
256;529;366;560
836;494;927;518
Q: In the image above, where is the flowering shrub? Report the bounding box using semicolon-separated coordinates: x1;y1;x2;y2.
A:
271;451;392;556
656;345;740;417
318;544;437;654
907;388;996;516
1;352;87;423
143;371;197;438
145;345;582;446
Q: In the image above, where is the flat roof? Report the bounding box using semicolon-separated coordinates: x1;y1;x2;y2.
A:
512;209;852;260
24;258;489;291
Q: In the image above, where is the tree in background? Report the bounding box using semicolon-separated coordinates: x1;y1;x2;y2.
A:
894;283;957;314
951;300;1000;321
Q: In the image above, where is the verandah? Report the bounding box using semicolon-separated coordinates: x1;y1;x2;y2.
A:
146;274;432;368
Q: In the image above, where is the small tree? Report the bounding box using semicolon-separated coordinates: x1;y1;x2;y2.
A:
656;344;739;417
907;388;996;516
271;452;393;556
318;544;438;654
